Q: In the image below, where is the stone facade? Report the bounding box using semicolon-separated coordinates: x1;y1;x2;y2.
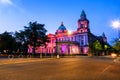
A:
28;10;108;55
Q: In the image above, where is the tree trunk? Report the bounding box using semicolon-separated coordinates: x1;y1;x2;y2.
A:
33;41;36;56
33;47;35;56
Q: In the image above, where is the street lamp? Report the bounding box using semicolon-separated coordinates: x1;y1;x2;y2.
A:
111;19;120;39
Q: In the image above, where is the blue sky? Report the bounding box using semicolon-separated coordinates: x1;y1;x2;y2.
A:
0;0;120;44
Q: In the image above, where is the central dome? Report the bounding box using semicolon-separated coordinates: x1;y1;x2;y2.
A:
58;22;66;31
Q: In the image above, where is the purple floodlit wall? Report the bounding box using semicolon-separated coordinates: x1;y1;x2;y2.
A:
27;43;81;54
61;44;68;54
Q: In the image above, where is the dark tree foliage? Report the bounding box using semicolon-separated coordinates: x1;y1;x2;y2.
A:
15;31;28;55
0;22;49;55
23;21;49;54
0;32;16;54
112;38;120;54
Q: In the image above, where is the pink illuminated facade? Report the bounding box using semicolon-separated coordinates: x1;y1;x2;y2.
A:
28;10;108;55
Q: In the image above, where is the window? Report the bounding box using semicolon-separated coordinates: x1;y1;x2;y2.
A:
71;37;73;41
80;24;84;28
81;40;84;45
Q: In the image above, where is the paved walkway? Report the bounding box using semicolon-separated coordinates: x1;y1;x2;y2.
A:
113;57;120;63
0;57;120;80
0;58;52;65
90;55;120;63
0;56;120;65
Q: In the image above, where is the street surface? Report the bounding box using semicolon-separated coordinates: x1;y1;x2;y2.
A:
0;56;120;80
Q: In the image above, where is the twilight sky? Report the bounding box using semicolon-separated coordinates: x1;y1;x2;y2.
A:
0;0;120;44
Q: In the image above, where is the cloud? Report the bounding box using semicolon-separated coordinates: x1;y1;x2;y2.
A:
0;0;13;5
0;0;25;13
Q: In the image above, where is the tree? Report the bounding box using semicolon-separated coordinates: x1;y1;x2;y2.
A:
14;31;28;55
89;40;103;55
93;40;102;50
24;21;49;55
112;38;120;54
92;40;102;55
0;31;16;54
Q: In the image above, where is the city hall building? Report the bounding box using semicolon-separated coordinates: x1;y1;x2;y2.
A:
28;10;108;55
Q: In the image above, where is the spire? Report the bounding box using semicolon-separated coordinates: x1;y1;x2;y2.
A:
102;32;107;42
61;22;64;26
80;10;86;18
102;32;106;37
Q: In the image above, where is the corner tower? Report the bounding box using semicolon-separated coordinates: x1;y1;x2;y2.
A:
77;10;90;33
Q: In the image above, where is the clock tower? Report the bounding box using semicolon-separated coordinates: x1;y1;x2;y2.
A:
77;10;90;33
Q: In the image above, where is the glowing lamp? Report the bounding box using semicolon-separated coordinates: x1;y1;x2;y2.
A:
111;20;120;29
68;30;72;35
111;19;120;38
111;53;117;58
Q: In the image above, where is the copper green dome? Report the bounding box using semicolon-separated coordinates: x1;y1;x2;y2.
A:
58;22;66;31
